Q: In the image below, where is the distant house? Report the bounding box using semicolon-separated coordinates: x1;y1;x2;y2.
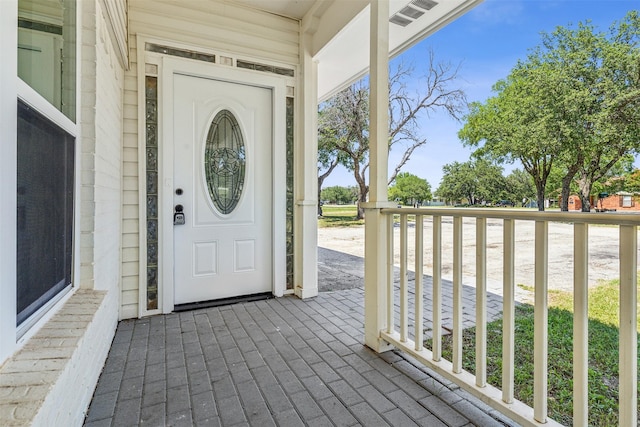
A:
597;191;640;212
564;192;640;212
565;194;594;211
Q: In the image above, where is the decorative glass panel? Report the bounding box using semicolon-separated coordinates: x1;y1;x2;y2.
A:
145;76;159;310
145;43;216;63
286;97;294;290
204;110;246;215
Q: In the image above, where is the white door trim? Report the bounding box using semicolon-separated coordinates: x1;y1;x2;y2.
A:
160;57;286;313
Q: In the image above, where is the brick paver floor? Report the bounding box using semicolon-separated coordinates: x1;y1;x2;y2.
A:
84;286;516;426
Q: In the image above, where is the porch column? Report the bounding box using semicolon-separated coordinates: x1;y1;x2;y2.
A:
0;0;17;364
294;32;319;299
362;0;394;353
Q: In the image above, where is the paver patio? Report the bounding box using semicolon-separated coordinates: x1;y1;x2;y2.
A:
84;249;515;426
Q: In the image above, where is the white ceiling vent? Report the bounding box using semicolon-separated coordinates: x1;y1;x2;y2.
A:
399;5;425;19
389;14;412;27
412;0;438;11
389;0;439;27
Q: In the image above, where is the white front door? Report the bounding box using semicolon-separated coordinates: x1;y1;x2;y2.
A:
172;72;273;305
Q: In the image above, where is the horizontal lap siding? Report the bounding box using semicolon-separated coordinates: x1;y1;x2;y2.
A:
94;2;124;296
120;1;300;319
130;0;299;64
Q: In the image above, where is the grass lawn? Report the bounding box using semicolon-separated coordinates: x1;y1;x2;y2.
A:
318;204;421;227
318;204;364;227
427;279;640;426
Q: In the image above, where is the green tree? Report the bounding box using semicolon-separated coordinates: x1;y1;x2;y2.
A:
591;155;635;195
318;109;348;214
435;159;505;205
319;50;467;219
459;11;640;211
320;185;356;205
540;14;640;211
623;169;640;193
388;172;432;205
504;169;536;207
459;67;565;211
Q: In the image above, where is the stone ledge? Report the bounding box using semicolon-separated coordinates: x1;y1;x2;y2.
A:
0;289;113;427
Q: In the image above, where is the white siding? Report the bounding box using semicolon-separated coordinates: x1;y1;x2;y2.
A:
80;0;124;295
121;0;300;318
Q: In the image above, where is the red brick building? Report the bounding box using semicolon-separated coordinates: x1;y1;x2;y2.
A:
566;194;595;211
563;193;640;211
597;192;640;212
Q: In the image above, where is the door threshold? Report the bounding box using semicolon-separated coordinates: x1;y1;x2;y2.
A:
174;292;274;312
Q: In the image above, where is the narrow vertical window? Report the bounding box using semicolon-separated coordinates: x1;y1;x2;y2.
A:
146;76;159;310
286;97;294;290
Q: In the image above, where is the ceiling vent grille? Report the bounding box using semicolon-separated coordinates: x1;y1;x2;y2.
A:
411;0;438;11
389;0;438;27
399;5;425;19
389;14;412;27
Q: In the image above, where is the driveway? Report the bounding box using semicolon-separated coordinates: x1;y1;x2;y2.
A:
318;218;638;303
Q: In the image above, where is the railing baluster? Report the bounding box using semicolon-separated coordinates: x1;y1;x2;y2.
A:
502;218;515;404
619;225;638;427
573;222;588;426
400;215;408;342
387;213;394;334
534;220;548;424
452;216;463;374
415;214;424;351
432;215;442;361
376;207;640;427
476;217;487;388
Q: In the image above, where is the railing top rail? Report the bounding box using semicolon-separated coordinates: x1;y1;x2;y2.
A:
380;207;640;226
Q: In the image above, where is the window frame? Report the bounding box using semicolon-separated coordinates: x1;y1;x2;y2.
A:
15;79;79;340
13;7;80;342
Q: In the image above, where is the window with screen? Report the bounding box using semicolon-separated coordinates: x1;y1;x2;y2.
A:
16;0;77;328
17;101;75;325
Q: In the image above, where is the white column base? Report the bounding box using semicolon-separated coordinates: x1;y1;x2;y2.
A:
295;201;318;300
364;206;394;353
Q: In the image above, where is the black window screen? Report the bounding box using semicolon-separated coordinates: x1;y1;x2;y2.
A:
17;100;74;326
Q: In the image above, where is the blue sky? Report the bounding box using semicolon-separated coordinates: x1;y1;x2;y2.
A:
322;0;639;191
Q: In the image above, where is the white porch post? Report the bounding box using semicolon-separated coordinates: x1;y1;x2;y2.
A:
0;0;18;364
363;0;394;352
294;32;319;299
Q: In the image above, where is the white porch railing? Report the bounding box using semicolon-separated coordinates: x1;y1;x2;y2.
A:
379;207;639;427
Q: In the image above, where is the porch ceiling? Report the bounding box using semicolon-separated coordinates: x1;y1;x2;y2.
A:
315;0;483;102
228;0;482;101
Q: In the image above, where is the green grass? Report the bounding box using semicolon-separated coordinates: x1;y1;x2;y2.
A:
318;204;425;227
426;279;640;426
318;205;364;227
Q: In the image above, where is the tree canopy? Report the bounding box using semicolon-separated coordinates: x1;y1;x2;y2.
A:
320;185;357;205
435;159;505;205
459;11;640;211
388;172;432;205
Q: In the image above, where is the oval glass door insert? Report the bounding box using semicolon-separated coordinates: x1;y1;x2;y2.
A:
204;110;246;214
